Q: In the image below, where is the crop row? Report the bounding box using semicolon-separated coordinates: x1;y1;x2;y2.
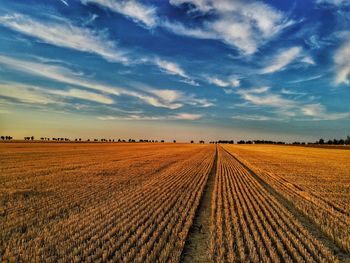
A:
223;145;350;254
209;146;336;262
1;144;215;262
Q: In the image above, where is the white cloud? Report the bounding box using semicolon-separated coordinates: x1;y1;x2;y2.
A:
301;56;315;65
145;88;212;108
0;55;210;109
301;103;349;120
207;77;230;87
236;86;349;121
174;113;202;120
0;13;203;84
287;74;324;84
167;0;294;55
334;40;350;85
154;58;198;85
155;58;188;78
0;83;55;104
317;0;349;6
97;115;117;120
261;47;302;74
97;113;202;121
206;76;240;88
49;88;114;104
232;114;276;121
0;82;114;105
0;13;128;63
81;0;158;27
87;0;294;55
281;88;306;96
58;0;69;6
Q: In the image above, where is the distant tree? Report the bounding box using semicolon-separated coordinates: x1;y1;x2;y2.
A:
173;140;176;143
31;136;34;140
237;140;246;144
199;140;205;144
318;138;324;144
161;140;164;143
1;136;4;140
191;140;194;143
346;136;350;145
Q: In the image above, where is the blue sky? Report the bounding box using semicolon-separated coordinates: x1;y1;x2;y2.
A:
0;0;349;141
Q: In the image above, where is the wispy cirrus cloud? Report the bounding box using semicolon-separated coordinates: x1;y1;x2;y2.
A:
301;103;349;120
232;114;277;121
206;76;240;88
0;13;128;63
0;55;209;109
174;113;202;120
48;88;114;104
260;47;302;74
98;112;202;121
237;87;296;108
0;82;114;105
154;58;198;86
334;39;350;85
166;0;294;55
58;0;69;6
81;0;158;28
287;74;324;84
82;0;294;55
0;83;55;105
236;86;349;121
317;0;349;7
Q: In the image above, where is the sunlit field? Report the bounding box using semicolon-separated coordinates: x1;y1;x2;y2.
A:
1;143;349;262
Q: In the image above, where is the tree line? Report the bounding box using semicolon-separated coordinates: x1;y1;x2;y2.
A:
2;135;350;145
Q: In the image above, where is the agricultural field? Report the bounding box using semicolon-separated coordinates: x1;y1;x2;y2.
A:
1;142;350;262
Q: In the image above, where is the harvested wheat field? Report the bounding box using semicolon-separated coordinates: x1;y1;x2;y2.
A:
1;143;350;262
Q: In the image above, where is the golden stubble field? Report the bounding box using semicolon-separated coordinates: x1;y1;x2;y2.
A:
1;142;349;262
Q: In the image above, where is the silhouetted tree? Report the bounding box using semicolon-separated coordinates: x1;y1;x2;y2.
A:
346;136;350;145
318;138;324;144
191;140;194;143
173;140;176;143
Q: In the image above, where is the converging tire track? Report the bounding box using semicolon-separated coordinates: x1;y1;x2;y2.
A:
210;146;338;262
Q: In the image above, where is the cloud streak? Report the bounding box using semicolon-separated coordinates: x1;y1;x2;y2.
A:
0;13;128;63
81;0;158;28
261;47;302;74
334;40;350;85
166;0;294;55
236;86;349;121
0;55;209;109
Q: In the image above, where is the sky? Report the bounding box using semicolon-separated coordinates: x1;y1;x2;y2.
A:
0;0;349;142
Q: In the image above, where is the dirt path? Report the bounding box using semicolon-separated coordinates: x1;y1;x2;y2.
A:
180;146;217;263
